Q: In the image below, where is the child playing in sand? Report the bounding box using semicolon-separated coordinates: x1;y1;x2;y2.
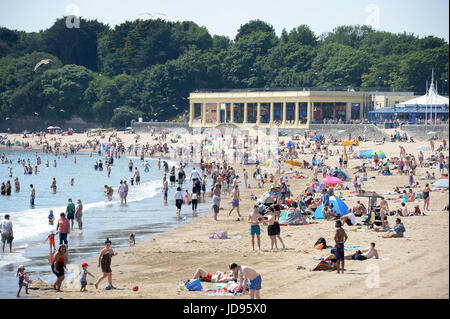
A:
16;265;30;297
78;262;95;292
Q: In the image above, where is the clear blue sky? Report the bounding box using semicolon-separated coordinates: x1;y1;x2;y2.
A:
1;0;448;41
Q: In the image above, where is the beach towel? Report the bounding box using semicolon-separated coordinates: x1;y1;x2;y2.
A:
313;261;337;271
204;282;244;296
329;245;360;250
204;291;243;297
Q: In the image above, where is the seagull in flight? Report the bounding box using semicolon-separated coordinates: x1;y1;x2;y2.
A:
33;59;52;72
140;12;166;18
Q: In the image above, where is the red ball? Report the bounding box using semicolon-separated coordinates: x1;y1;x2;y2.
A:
132;286;139;291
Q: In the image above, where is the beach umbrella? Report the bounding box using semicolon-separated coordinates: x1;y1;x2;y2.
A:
432;179;449;188
322;175;344;187
416;146;431;151
287;141;295;148
371;150;386;158
47;126;55;130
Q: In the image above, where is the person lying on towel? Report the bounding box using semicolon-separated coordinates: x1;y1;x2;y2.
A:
192;268;237;283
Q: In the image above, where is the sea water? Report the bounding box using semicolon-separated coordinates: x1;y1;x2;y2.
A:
0;149;207;299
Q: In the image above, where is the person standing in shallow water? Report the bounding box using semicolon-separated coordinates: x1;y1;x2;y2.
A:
50;178;57;194
30;184;35;207
65;199;76;230
95;238;118;289
74;200;83;230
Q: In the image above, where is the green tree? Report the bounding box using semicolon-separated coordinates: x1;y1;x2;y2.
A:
235;20;275;41
111;106;142;128
42;17;108;71
40;64;94;119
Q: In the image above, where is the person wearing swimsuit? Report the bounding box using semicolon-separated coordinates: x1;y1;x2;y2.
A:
422;183;431;211
95;238;118;289
51;245;68;292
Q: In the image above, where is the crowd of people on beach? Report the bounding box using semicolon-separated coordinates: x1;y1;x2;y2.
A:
1;125;449;299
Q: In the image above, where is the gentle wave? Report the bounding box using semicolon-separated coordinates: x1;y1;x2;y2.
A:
1;179;162;242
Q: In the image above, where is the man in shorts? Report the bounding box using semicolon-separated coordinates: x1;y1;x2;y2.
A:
1;214;13;253
230;263;262;299
248;205;264;250
30;184;35;207
345;242;379;260
65;198;76;230
341;208;356;226
334;220;348;274
229;185;241;217
212;193;220;221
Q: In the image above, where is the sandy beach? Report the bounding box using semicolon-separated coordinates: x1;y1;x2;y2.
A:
1;129;448;299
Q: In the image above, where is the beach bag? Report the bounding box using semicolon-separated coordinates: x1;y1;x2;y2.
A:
185;279;202;291
215;231;228;239
314;237;327;249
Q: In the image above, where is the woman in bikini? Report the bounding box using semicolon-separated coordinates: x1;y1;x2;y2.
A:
95;238;118;289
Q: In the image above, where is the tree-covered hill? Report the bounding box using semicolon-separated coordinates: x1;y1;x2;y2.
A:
0;18;448;127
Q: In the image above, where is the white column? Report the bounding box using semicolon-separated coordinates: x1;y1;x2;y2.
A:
243;102;248;124
189;103;194;126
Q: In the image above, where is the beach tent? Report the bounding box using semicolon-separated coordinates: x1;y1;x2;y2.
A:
279;209;307;225
432;179;449;188
359;150;373;159
313;196;349;219
371;150;386;158
335;169;348;181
